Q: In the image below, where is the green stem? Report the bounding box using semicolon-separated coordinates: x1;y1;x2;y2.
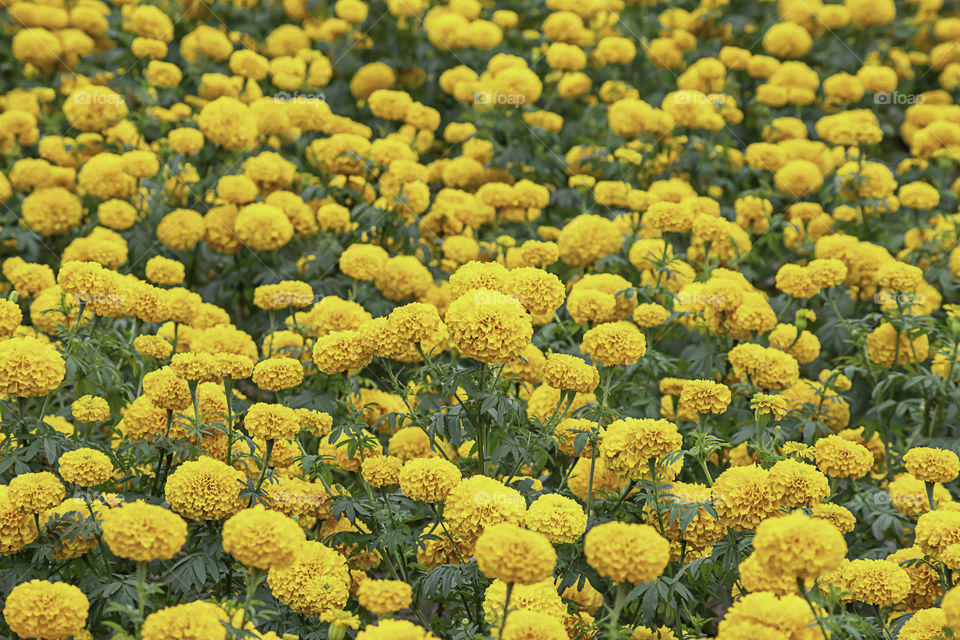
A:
135;562;148;633
497;582;514;637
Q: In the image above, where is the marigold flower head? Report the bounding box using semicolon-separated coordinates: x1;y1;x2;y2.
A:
753;511;847;580
679;380;731;414
142;366;191;411
814;434;874;478
222;504;306;569
542;353;599;393
716;592;821;638
504;267;566;316
8;472;64;514
584;522;669;584
712;464;779;530
101;500;187;562
141;601;226;640
245;402;300;441
524;494;587;544
398;457;462;502
0;485;38;554
312;330;373;374
750;393;788;419
842;558;911;606
3;580;88;640
361;455;403;488
164;456;247;521
357;579;413;615
0;336;66;397
445;288;533;363
501;609;568;640
267;540;350;615
768;458;829;508
475;522;556;584
70;395;110;423
915;510;960;560
354;619;438;640
252;356;304;391
581;321;647;366
388;302;442;342
903;447;960;484
442;475;526;542
598;418;682;479
57;448;113;487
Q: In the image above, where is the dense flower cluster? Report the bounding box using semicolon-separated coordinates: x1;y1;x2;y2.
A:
2;0;960;638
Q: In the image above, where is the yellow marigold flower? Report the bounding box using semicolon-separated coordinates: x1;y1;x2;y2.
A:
632;303;670;328
543;353;599;393
235;203;294;252
888;473;951;517
750;393;788;419
810;503;856;534
768;458;829;507
445;288;533;363
814;435;874;478
753;512;846;580
524;494;586;544
144;256;185;286
164;456;246;521
101;500;187;562
712;464;779;530
904;447;960;483
443;475;526;541
341;244;389;281
388;302;441;342
737;552;799;596
915;510;960;559
0;299;21;338
169;352;220;383
70;395;110;423
866;322;929;368
652;481;725;548
42;498;101;561
728;343;800;391
557;214;623;268
897;608;949;640
197;97;258;150
0;336;66;397
142;366;191;411
252;356;304;391
355;619;438;640
361;455;404;488
678;380;731;414
774;159;823;197
357;579;413;615
504;267;565;316
141;601;226;640
483;577;565;629
475;522;556;584
501;609;568;640
222;504;306;569
312;330;373;374
398;457;461;502
584;521;669;584
944;585;960;629
581;321;647;366
598;418;682;480
2;580;88;640
244;402;300;441
552;418;596;457
716;592;820;638
842;558;911;606
8;472;64;514
267;540;350;615
0;485;37;554
63;86;127;132
57;449;112;487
